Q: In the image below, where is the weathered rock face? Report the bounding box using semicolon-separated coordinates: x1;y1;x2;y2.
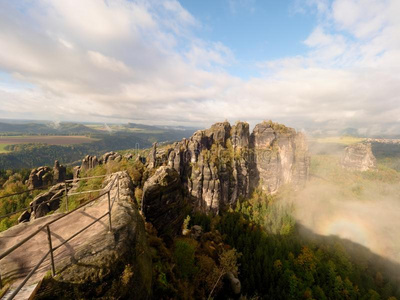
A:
101;151;122;164
251;122;310;194
8;172;153;300
141;166;187;238
78;152;124;176
27;161;67;189
341;142;376;171
81;155;99;171
53;160;66;184
146;121;310;213
18;183;67;223
27;166;52;189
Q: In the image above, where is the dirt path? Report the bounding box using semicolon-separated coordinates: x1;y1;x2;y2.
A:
0;174;119;298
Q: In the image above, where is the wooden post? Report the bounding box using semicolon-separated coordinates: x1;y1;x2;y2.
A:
0;271;2;289
64;182;68;211
107;191;112;232
46;225;56;276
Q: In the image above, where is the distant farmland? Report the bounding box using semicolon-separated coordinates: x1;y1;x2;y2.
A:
0;135;97;153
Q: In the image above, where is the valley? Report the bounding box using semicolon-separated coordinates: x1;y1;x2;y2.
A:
1;120;400;299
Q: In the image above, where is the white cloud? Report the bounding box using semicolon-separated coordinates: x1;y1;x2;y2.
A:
0;0;399;133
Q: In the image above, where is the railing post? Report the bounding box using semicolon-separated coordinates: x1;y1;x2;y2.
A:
117;175;120;201
64;182;69;211
46;225;56;277
107;191;112;232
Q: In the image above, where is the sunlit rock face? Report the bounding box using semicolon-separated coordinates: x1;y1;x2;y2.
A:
250;122;310;194
341;143;376;171
145;121;310;213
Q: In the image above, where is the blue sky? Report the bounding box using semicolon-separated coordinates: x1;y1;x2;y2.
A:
0;0;399;134
180;0;315;78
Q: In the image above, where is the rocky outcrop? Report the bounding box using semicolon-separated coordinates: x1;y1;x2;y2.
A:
4;172;153;300
53;160;66;184
146;121;310;213
18;183;67;222
251;122;310;194
101;151;122;164
341;142;376;171
27;161;66;189
148;143;157;169
77;152;124;177
141;166;187;238
81;155;98;171
27;166;52;189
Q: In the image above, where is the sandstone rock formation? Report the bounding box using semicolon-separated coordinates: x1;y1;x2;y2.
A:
27;166;52;189
101;151;122;164
4;172;153;300
27;161;67;189
141;166;187;238
76;152;124;177
341;142;376;171
251;121;310;194
36;172;152;299
53;160;66;183
81;154;98;171
145;121;310;213
18;183;67;222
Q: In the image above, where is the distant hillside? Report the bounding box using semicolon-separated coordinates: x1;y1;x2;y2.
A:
0;122;98;135
0;121;197;169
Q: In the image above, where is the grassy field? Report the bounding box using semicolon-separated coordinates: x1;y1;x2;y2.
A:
0;144;10;153
0;135;97;146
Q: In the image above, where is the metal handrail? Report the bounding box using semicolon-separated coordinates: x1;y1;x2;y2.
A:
65;175;107;183
0;174;120;299
0;184;53;200
0;174;108;220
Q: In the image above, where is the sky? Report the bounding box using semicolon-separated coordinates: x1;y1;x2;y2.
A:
0;0;399;134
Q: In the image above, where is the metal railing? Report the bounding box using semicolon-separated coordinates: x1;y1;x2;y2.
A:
0;173;120;299
0;175;109;221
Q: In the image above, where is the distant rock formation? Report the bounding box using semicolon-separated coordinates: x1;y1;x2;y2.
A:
27;161;66;189
341;143;376;171
18;183;67;222
145;120;310;213
141;166;187;238
365;138;400;145
81;155;99;171
53;160;66;184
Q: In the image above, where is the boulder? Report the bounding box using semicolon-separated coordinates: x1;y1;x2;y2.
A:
17;210;31;223
190;225;202;240
27;166;52;189
124;153;133;160
34;203;50;218
101;152;122;164
49;189;64;211
225;272;241;295
141;166;187;238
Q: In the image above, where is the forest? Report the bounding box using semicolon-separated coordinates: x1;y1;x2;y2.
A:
2;156;399;299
